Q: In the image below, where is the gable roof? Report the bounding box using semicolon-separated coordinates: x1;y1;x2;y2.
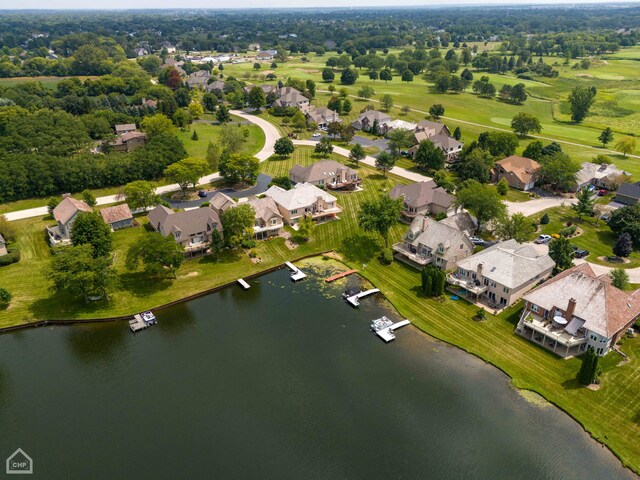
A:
523;263;640;338
429;134;463;151
119;131;147;142
306;107;340;124
210;192;237;213
356;110;390;123
265;182;337;210
495;156;540;184
147;205;222;237
100;204;133;225
289;160;358;184
274;87;308;106
616;181;640;200
416;120;449;136
53;197;93;225
115;123;137;133
404;215;474;260
440;211;478;235
247;196;282;223
456;239;555;289
576;162;628;186
389;181;455;210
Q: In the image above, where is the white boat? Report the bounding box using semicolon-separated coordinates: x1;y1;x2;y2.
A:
370;316;394;332
141;311;157;325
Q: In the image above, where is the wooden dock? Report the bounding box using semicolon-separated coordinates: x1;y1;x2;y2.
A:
346;288;380;307
376;319;411;343
129;312;157;333
237;278;250;289
325;269;358;283
285;261;307;281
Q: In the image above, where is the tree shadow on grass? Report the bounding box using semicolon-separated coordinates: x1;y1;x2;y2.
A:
28;291;111;321
561;377;583;390
339;233;380;264
198;249;244;265
118;271;173;297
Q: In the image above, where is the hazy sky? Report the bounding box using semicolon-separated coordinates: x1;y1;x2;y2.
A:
1;0;635;10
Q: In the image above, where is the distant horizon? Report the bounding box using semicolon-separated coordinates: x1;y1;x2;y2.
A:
2;0;640;11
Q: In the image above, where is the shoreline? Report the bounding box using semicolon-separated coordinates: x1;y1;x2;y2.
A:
1;252;638;478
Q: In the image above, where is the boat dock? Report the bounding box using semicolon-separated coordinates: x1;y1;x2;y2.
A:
237;278;250;289
345;288;380;307
129;311;157;333
285;261;307;281
325;269;358;283
376;319;411;343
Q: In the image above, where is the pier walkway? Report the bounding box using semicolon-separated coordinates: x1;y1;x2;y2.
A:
346;288;380;307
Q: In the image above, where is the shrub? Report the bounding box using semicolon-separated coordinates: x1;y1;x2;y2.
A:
199;202;210;208
248;250;258;258
0;287;11;307
0;248;20;267
433;212;447;221
381;248;394;265
540;213;549;225
496;178;509;196
559;225;577;237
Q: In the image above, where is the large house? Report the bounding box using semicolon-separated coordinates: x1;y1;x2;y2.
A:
264;182;341;225
388;181;455;221
447;240;555;308
147;205;222;254
289;160;361;191
47;197;93;246
0;234;7;256
351;110;391;131
393;214;475;271
614;181;640;205
574;162;629;191
408;120;462;162
381;119;417;133
246;197;285;239
185;70;211;89
206;80;226;94
210;193;284;239
100;204;133;231
273;87;309;111
256;50;277;60
516;263;640;357
306;107;341;128
115;124;137;135
492;155;540;191
111;131;148;153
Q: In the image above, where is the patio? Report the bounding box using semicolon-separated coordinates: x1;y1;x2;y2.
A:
516;312;588;357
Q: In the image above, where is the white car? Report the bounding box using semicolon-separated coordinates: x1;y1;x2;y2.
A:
312;133;321;138
535;234;552;244
468;236;485;245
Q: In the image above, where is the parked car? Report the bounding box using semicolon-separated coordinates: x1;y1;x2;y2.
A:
400;150;409;157
574;248;589;259
468;236;485;245
312;133;321;138
597;189;607;196
535;234;552;244
197;190;208;198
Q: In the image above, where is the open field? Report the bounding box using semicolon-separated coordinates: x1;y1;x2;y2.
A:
0;75;98;88
178;117;265;158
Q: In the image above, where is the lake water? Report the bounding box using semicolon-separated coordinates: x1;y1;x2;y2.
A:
0;264;636;480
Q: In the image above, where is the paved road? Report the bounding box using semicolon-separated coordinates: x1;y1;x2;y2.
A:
506;196;577;216
350;135;390;151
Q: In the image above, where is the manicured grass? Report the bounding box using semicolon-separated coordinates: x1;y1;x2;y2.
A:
504;187;533;203
535;206;640;268
178;118;265;158
349;259;640;474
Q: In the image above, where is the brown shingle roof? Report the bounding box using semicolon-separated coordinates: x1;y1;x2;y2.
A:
100;204;133;225
495;156;540;185
53;197;93;225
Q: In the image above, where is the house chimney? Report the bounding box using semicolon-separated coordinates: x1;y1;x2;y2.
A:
476;262;484;278
564;298;577;322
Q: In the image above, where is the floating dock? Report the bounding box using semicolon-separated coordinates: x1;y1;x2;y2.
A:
237;278;250;289
345;288;380;307
376;319;411;343
325;269;358;283
285;261;307;281
129;311;157;333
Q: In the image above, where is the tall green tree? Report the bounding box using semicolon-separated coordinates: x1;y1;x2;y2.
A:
247;86;266;110
349;143;366;166
386;128;415;157
454;180;506;231
381;94;394;112
598;127;614;148
274;137;295;157
357;196;403;248
123;180;158;212
221;204;255;248
70;212;113;258
48;244;115;302
219;154;260;185
615;137;637;157
548;236;574;271
568;86;597;123
428;104;445;120
510;113;542;137
314;137;334;156
610;268;630;290
82;190;96;207
613;233;633;258
216;104;231;123
578;347;599;386
414;140;445;171
494;213;535;243
164;157;210;197
572;187;595;218
295;215;316;243
375;151;396;177
126;231;184;279
538;153;579;191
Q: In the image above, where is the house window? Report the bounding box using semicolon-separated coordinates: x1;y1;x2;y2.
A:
503;287;510;293
590;334;598;341
271;218;278;225
596;347;603;355
531;304;539;312
291;209;298;214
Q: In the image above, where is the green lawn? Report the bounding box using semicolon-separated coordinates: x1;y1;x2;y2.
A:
0;75;98;88
535;206;640;268
504;187;533;203
2;145;640;474
178;116;265;158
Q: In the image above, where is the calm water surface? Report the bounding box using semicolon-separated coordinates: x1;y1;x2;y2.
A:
0;266;636;479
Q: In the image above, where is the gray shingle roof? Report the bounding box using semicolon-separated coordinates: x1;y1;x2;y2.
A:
389;181;455;210
405;215;474;261
148;205;221;238
616;181;640;200
289;160;358;184
456;239;555;289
